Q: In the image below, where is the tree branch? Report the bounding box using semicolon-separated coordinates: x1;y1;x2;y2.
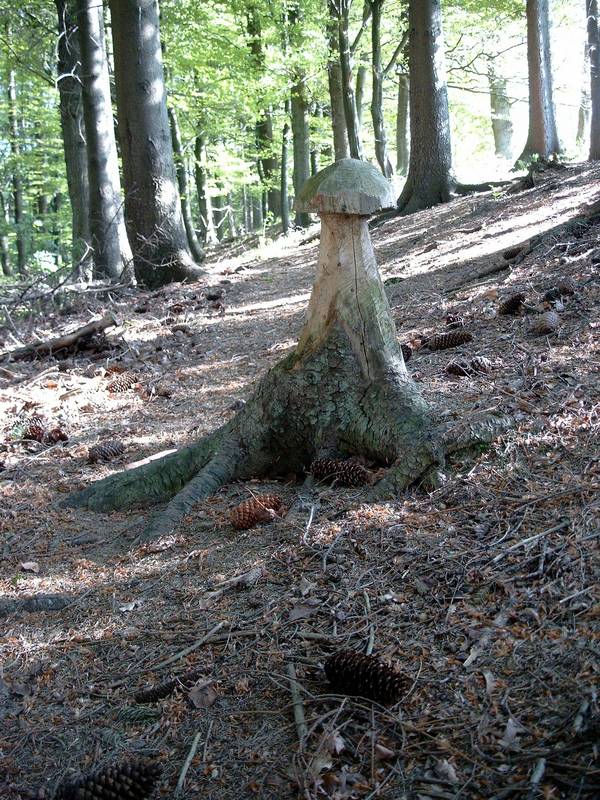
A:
350;1;372;55
383;29;408;77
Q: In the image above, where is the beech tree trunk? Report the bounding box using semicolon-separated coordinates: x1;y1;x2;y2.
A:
396;74;409;175
78;0;132;281
577;43;591;150
291;76;311;227
0;191;11;276
194;131;217;245
355;62;367;127
371;0;394;178
168;107;205;262
6;54;26;276
338;2;364;159
327;0;350;160
108;0;203;288
588;0;600;159
517;0;561;163
487;61;513;159
55;0;92;276
397;0;455;214
281;100;291;234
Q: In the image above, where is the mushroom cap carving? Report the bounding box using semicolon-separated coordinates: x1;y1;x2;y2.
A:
297;158;396;216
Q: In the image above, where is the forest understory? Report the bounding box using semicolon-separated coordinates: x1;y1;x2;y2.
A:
0;163;598;799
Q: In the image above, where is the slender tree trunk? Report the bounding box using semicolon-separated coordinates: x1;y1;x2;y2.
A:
168;107;205;262
355;62;368;127
194;130;217;245
51;193;65;267
291;75;311;228
6;56;26;276
251;195;263;230
396;73;409;175
517;0;561;163
0;192;11;276
213;195;227;240
577;42;591;150
281;100;291;234
338;2;363;159
371;0;394;178
108;0;203;288
55;0;92;276
397;0;455;214
327;1;350;160
487;60;514;159
588;0;600;159
78;0;132;281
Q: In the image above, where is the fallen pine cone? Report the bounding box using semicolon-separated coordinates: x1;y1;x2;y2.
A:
533;310;560;335
53;757;162;800
446;356;493;377
230;494;285;530
22;415;46;442
107;372;140;393
425;330;473;352
497;292;525;315
88;441;125;463
45;426;69;444
134;667;204;704
310;457;370;487
324;650;405;705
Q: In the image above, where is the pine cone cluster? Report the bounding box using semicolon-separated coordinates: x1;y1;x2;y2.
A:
229;494;285;530
446;356;492;377
107;373;139;393
53;758;162;800
533;310;560;334
134;667;204;704
310;458;370;487
400;343;412;363
497;292;525;315
324;650;404;705
425;330;473;352
88;441;125;463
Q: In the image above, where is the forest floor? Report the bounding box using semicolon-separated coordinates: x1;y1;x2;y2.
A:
0;162;599;800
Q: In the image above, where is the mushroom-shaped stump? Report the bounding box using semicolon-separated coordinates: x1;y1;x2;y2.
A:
64;159;498;538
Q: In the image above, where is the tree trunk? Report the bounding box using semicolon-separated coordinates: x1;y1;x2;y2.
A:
291;76;311;228
51;193;65;267
63;160;507;542
77;0;132;281
327;0;350;160
396;73;410;175
0;192;11;276
487;60;513;159
355;62;368;127
281;100;291;234
55;0;92;276
577;43;591;150
517;0;561;163
108;0;203;288
213;195;226;241
6;56;26;276
251;195;263;231
371;0;394;178
338;2;364;159
168;107;205;262
194;131;217;245
397;0;455;214
588;0;600;159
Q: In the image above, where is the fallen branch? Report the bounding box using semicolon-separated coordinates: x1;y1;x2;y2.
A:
1;312;118;361
286;663;308;748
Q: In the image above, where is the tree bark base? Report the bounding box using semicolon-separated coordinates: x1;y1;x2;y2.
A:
62;327;506;540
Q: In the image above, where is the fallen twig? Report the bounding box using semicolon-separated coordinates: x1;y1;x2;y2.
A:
175;731;201;797
286;662;307;748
